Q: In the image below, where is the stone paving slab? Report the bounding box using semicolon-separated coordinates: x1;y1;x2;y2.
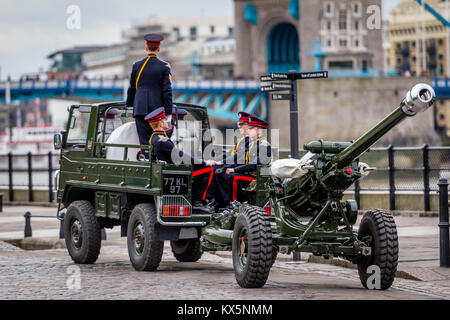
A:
0;205;449;300
0;241;446;300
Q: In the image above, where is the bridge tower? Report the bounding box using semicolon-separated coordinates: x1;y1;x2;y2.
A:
233;0;383;79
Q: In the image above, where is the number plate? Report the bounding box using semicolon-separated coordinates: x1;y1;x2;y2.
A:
163;175;189;195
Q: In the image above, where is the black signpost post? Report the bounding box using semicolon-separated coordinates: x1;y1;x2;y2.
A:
260;70;328;262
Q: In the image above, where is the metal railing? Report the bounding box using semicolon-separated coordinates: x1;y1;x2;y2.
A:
0;152;59;202
279;144;450;212
1;145;450;210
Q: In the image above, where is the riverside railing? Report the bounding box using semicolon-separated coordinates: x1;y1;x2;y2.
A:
1;145;450;210
0;152;60;202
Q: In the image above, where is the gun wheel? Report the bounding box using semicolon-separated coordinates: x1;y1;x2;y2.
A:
232;205;273;288
170;239;203;262
357;209;399;290
64;200;101;264
127;203;164;271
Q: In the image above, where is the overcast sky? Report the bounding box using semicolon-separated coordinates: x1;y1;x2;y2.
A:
0;0;400;80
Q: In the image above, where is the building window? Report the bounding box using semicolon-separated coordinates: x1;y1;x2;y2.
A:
439;39;444;46
329;60;353;69
190;26;197;41
352;1;362;17
339;39;348;47
210;25;215;34
327;21;332;30
354;21;359;30
324;1;334;17
355;39;359;47
228;27;234;36
339;10;347;30
173;27;181;41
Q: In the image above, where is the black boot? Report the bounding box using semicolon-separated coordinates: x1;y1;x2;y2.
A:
193;200;211;213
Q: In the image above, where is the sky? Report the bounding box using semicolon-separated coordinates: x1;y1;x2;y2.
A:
0;0;400;80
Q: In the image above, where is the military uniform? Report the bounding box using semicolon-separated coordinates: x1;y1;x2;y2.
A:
216;116;272;204
146;108;213;205
223;134;250;167
126;34;173;158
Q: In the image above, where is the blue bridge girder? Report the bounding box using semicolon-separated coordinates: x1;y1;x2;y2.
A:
0;79;269;121
433;78;450;98
414;0;450;29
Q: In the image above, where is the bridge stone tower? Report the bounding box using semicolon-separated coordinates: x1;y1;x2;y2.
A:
234;0;383;79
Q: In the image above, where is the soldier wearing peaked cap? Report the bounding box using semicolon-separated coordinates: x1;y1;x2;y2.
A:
223;111;251;167
215;115;272;207
126;33;173;159
145;107;222;211
206;112;251;207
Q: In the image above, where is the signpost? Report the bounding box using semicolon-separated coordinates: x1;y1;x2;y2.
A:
260;70;328;262
271;93;291;101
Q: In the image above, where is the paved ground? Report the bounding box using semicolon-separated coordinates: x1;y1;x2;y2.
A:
0;206;449;300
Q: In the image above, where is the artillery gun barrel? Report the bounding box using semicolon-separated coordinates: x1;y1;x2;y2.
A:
331;83;435;168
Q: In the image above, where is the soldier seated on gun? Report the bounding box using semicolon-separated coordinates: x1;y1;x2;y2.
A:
207;111;251;209
145;107;222;212
215;115;272;208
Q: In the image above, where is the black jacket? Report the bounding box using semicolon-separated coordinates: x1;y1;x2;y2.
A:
126;54;173;117
150;131;205;166
234;137;272;174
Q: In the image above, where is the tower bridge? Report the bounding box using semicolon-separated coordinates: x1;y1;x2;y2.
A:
0;80;268;121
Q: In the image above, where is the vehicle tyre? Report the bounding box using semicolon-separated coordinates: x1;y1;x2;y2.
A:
357;209;399;290
232;205;273;288
127;203;164;271
64;200;101;264
170;239;203;262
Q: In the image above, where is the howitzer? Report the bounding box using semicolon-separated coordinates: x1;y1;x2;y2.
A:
273;83;436;221
202;83;435;290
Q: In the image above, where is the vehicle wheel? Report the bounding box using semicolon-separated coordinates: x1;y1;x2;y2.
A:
357;209;399;290
64;200;101;264
170;239;203;262
127;203;164;271
232;205;273;288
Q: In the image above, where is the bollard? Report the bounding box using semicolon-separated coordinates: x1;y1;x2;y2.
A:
59;212;65;239
24;212;32;238
438;179;450;267
101;228;107;241
293;251;301;262
0;194;3;213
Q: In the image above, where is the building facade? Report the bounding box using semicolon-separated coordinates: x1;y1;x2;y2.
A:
387;0;450;140
122;16;234;80
233;0;383;79
387;0;450;77
81;44;127;80
47;46;107;80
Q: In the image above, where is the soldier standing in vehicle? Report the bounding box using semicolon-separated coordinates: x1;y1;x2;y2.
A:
145;107;222;211
126;33;173;159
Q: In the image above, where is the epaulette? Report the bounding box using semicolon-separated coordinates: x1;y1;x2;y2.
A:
158;136;169;142
259;139;270;147
160;59;171;69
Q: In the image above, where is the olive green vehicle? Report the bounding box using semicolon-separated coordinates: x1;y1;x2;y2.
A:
55;83;435;290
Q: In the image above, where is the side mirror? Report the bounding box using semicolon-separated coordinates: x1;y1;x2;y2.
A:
54;134;62;150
